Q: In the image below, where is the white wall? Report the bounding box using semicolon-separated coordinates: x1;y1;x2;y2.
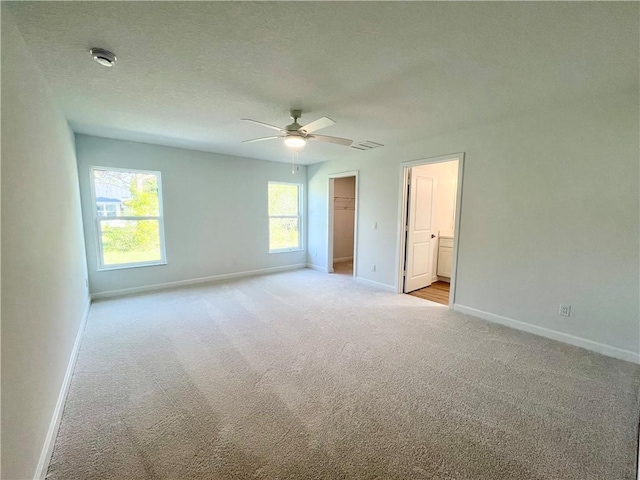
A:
1;10;90;479
75;135;307;295
307;93;639;360
332;176;355;261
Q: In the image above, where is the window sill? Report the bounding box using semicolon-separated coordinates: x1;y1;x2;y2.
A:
269;248;304;254
98;261;167;272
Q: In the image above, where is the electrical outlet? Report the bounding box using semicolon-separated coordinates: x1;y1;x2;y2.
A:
314;251;318;258
372;222;378;230
371;264;376;272
559;304;571;317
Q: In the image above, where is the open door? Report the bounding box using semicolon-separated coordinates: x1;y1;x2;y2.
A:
403;168;435;293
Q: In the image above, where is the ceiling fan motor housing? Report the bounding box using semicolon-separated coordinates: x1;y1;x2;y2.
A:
286;123;303;132
286;110;304;132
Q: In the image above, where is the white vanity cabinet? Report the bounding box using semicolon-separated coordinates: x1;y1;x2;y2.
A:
437;236;453;278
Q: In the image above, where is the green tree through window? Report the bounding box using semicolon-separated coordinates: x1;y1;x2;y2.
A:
268;182;301;252
93;168;165;268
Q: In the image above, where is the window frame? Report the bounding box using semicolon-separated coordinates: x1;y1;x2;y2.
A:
268;181;304;254
90;166;167;271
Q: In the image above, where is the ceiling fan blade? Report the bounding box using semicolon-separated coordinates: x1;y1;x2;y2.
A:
242;119;285;132
299;116;335;134
309;135;353;146
242;136;281;144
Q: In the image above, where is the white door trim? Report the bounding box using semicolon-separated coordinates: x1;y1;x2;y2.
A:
328;170;359;278
395;153;465;308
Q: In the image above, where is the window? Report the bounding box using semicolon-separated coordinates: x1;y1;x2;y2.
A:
91;167;166;269
96;203;120;217
268;182;302;252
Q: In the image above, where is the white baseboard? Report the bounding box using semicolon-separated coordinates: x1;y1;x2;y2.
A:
333;256;353;263
437;276;450;283
306;263;328;273
355;276;396;292
92;264;307;300
34;296;91;480
453;304;640;365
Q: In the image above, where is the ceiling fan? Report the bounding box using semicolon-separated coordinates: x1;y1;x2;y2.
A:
242;110;353;148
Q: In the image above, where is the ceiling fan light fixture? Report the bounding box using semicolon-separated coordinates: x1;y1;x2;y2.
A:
242;112;354;149
284;135;306;148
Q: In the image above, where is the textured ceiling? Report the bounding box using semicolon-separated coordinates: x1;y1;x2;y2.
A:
5;2;638;165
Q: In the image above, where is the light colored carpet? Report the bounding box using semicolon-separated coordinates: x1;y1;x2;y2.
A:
47;268;639;479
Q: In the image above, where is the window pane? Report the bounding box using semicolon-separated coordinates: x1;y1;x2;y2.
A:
269;218;299;250
94;169;159;217
268;183;299;216
100;219;162;265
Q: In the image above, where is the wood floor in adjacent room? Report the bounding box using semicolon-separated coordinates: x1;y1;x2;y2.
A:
332;259;353;276
47;269;640;480
408;280;450;305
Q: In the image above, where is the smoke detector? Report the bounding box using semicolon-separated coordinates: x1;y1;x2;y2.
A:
90;48;117;67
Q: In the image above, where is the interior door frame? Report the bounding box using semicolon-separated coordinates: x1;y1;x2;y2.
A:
395;153;465;308
327;170;359;277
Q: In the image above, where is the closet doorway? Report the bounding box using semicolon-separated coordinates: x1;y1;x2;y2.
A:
328;171;358;277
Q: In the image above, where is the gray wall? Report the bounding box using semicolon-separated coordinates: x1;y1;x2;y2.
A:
75;135;307;295
307;93;639;358
1;10;90;479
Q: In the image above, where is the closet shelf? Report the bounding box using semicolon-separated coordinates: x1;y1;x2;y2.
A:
334;196;355;210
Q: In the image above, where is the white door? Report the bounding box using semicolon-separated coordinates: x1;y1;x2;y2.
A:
404;169;435;293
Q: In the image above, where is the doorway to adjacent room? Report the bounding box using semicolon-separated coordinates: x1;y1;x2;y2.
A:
397;154;464;306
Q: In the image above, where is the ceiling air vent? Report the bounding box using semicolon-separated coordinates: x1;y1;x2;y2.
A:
350;140;384;151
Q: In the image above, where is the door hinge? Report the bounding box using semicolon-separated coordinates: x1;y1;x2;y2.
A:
403;270;407;277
